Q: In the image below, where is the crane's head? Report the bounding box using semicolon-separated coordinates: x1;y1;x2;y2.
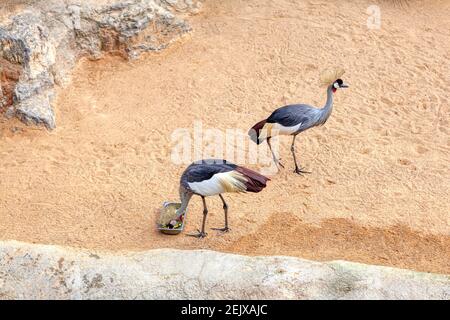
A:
332;79;349;93
176;185;192;218
320;68;349;92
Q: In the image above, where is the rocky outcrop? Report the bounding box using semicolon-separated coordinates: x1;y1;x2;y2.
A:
0;241;449;299
0;0;201;129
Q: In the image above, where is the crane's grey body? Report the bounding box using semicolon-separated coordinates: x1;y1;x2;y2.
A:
266;86;334;134
180;160;238;193
249;80;348;174
176;159;269;238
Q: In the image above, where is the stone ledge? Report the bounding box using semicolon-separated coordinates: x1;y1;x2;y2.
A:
0;240;449;299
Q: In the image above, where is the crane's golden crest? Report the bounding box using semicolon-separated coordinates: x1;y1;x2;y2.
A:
319;68;345;87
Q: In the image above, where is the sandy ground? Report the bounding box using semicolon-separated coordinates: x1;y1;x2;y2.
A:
1;0;449;274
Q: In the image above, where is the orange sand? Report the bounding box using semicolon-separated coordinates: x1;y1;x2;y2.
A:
1;0;449;274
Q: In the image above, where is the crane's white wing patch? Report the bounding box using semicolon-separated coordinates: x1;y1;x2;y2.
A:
188;171;247;196
259;122;302;140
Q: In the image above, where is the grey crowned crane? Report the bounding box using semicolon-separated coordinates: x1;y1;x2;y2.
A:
175;159;270;238
249;69;349;175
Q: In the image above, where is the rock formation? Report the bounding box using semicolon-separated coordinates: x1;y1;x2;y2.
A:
0;0;201;128
1;241;449;299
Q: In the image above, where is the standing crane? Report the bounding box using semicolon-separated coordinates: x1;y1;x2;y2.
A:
249;69;349;174
174;159;269;238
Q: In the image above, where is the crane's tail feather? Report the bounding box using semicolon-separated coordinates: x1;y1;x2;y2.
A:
248;119;267;145
235;166;270;193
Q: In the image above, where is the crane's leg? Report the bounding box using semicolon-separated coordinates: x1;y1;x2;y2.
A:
212;194;230;232
187;196;208;238
291;135;311;175
267;137;284;169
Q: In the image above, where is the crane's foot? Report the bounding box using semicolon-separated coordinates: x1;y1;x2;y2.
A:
211;226;230;233
294;166;311;175
187;229;207;238
273;158;285;169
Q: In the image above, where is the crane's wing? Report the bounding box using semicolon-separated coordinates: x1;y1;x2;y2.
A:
183;160;236;183
267;104;319;130
181;160;269;196
182;161;243;196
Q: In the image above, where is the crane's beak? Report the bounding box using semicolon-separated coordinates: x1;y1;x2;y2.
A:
340;83;349;88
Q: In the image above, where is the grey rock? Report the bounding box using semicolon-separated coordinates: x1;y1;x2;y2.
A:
14;91;56;129
0;0;201;128
0;241;448;300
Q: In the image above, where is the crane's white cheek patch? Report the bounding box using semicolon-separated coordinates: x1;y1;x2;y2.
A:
188;172;246;196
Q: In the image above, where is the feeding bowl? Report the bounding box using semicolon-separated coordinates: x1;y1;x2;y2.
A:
157;202;187;235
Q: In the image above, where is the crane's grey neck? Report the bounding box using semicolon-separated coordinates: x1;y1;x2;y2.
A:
318;85;334;125
177;185;192;217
